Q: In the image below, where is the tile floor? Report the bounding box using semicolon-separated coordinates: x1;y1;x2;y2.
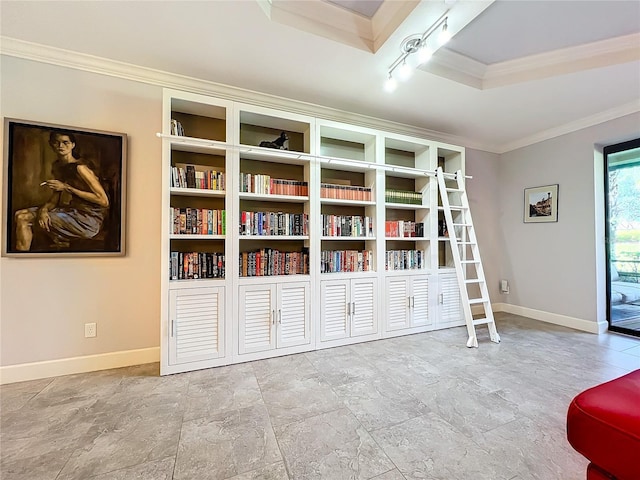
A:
1;312;639;480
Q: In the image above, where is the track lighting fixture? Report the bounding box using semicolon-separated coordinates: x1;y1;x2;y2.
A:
384;10;450;92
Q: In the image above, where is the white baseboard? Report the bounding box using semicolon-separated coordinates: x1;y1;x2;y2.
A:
493;302;607;334
0;347;160;385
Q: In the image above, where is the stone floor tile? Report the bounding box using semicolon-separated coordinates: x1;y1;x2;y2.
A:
174;404;281;480
85;457;175;479
225;461;289;480
275;407;394;480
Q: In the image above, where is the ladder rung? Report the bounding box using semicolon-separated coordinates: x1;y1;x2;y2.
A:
472;318;493;326
457;242;476;245
461;260;480;264
464;279;482;284
446;188;464;192
450;206;468;211
468;297;489;305
452;223;472;227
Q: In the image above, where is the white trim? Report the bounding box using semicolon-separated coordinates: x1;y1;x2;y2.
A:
1;36;636;156
0;347;160;385
0;36;496;153
497;101;640;154
494;303;607;334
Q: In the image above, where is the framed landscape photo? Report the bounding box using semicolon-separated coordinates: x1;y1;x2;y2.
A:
524;184;558;223
2;119;127;256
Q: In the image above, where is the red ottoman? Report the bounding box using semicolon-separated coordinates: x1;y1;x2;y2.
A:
567;369;640;480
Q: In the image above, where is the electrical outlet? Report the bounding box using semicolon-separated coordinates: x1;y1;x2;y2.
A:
500;280;510;294
85;323;97;338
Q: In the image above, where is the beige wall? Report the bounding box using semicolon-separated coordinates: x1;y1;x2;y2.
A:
498;113;640;326
2;53;637;375
1;57;163;366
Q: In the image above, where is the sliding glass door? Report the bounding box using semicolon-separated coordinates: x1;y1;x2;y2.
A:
605;138;640;336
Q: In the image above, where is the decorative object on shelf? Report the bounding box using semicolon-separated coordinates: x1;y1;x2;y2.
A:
3;119;127;256
259;131;289;150
438;219;448;237
524;184;559;223
385;10;451;92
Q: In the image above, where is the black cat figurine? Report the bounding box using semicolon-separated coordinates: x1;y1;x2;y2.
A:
259;132;289;150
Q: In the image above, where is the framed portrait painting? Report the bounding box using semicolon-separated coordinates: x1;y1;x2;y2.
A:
524;184;558;223
2;119;127;256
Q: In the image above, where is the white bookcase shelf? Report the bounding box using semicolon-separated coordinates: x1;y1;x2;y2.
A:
160;89;466;375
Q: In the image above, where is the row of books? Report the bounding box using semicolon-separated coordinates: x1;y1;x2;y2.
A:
171;208;226;235
240;211;308;236
170;251;225;280
321;215;374;238
385;189;422;205
170;119;185;136
240;173;308;196
320;250;374;273
171;165;225;191
385;250;426;271
240;249;309;277
321;183;372;201
385;221;425;238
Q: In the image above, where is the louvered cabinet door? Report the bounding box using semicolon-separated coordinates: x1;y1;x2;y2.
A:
239;284;276;354
320;280;349;341
385;277;410;331
350;278;377;337
276;282;311;349
438;273;464;327
410;276;432;327
169;287;223;365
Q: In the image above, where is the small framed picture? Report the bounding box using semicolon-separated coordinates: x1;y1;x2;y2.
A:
3;119;127;256
524;184;558;223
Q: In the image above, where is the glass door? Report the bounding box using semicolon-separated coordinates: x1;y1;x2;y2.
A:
605;138;640;336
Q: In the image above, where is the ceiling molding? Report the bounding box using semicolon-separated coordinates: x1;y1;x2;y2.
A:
0;36;495;152
425;32;640;90
256;0;419;53
496;100;640;154
2;36;636;156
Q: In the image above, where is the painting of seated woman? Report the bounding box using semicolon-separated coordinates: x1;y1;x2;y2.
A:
3;120;127;256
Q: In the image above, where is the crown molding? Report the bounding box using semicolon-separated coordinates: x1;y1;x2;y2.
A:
484;32;640;89
428;32;640;90
2;36;636;156
257;0;418;53
0;36;496;152
496;100;640;154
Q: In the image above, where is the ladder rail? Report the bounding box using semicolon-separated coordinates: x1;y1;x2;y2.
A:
437;167;500;347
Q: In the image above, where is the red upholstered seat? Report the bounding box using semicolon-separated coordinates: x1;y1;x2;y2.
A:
567;369;640;480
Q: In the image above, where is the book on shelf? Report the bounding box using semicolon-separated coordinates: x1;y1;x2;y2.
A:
171;165;225;191
239;248;309;277
384;221;424;238
320;250;373;273
171;251;225;280
170;208;225;235
321;214;374;237
320;183;372;201
170;119;185;136
240;211;308;236
385;250;426;271
240;173;308;196
385;189;422;205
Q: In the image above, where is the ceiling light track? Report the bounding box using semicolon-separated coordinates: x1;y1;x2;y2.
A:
385;10;451;92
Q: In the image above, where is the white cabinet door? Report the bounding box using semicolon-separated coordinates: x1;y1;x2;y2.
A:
320;280;349;341
411;276;431;327
351;278;377;337
277;282;311;349
438;273;464;327
169;287;223;365
239;284;275;354
385;277;410;331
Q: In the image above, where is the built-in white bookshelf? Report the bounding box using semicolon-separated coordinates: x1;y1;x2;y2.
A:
160;89;465;375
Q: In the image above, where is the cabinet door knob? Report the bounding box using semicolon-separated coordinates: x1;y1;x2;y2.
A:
272;309;276;325
352;302;356;315
347;302;351;316
278;309;282;324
